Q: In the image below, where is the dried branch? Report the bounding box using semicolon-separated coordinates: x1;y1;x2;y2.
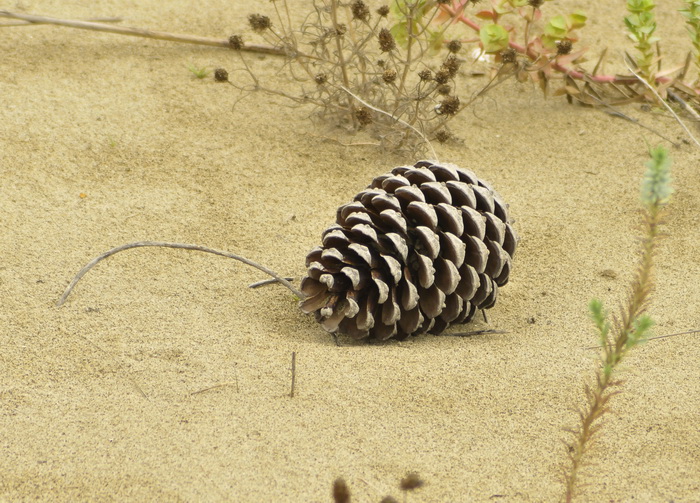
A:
57;241;303;306
0;9;285;56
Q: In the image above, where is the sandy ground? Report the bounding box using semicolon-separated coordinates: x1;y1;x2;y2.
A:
1;1;699;501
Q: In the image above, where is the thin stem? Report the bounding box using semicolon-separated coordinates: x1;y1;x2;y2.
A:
625;57;700;148
563;148;671;501
0;15;123;27
398;3;416;96
57;241;303;306
0;9;285;56
339;85;437;160
437;4;672;86
328;0;355;126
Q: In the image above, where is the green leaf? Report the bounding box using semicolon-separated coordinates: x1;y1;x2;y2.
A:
641;146;673;206
569;11;587;29
479;23;510;53
390;21;409;46
628;315;654;347
427;29;445;55
624;14;641;28
589;299;610;348
627;0;655;13
544;15;568;39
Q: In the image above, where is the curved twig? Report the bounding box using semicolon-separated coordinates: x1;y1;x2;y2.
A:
57;241;303;306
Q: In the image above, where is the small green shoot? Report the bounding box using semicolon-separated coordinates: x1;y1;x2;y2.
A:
187;63;210;79
624;0;658;83
563;146;672;502
681;1;700;79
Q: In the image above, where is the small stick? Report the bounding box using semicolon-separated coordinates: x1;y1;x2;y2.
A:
290;351;296;398
584;328;700;349
449;329;507;337
191;383;237;395
0;16;123;27
668;90;700;122
249;277;294;289
57;241;303;306
0;10;285;56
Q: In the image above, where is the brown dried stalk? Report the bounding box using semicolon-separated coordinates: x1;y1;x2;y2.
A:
0;9;284;56
57;241;302;307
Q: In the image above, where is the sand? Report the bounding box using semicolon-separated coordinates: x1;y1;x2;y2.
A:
1;1;699;501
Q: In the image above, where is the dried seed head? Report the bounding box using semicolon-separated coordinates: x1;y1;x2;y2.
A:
500;48;517;64
441;54;461;77
377;59;386;68
447;39;462;54
382;68;397;84
214;68;229;82
248;13;272;32
378;28;396;52
437;95;460;115
377;5;390;17
335;24;347;36
437;84;451;95
351;0;370;21
528;0;544;7
400;473;424;492
332;478;350;503
355;107;372;126
434;69;450;85
380;498;399;503
418;69;433;81
557;39;573;55
435;129;452;143
228;34;243;50
315;73;328;85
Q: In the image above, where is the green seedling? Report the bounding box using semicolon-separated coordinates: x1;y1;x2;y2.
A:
187;63;210;79
562;146;673;502
681;0;700;78
624;0;658;83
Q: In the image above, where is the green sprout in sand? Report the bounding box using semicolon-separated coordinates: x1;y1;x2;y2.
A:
563;146;672;502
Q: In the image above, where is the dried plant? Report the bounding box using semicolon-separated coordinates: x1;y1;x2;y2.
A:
562;147;673;502
4;3;699;152
332;477;351;503
223;0;472;153
330;473;424;503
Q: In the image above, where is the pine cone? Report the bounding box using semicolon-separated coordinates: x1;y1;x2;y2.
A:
300;161;518;340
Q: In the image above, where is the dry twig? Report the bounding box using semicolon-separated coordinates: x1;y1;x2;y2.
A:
0;10;284;55
57;241;302;306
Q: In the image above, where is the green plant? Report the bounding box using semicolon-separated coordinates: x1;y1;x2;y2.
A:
681;0;700;78
187;63;210;79
562;146;673;502
624;0;658;83
437;1;700;113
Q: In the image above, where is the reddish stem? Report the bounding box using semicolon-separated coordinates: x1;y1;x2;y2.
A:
440;2;670;86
